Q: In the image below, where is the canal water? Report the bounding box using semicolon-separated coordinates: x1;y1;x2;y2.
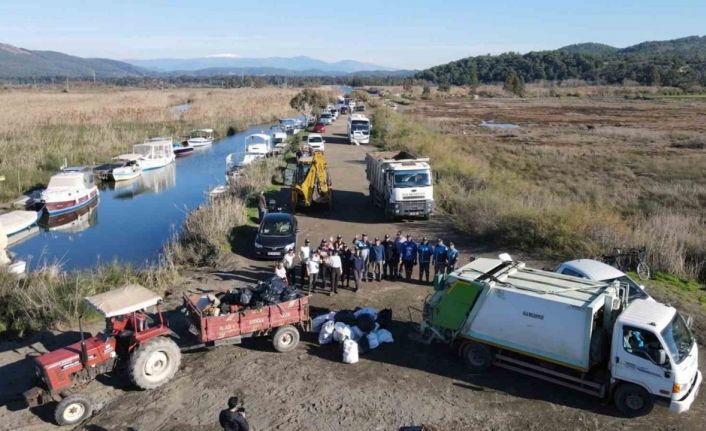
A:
9;123;274;270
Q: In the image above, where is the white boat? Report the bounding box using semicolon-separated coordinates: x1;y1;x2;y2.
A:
208;184;229;200
41;168;99;215
187;129;214;147
0;210;40;236
245;133;273;156
133;137;175;171
95;154;143;182
270;125;288;153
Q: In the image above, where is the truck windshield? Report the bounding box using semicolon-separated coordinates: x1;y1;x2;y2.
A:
394;169;431;188
661;312;694;364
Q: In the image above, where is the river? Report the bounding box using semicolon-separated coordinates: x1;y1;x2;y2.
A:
9;124;275;270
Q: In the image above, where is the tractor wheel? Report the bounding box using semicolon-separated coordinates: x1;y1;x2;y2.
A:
55;394;92;426
272;325;300;353
463;342;494;373
129;337;181;390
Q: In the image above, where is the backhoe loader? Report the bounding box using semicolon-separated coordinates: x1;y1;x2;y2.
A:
291;152;333;210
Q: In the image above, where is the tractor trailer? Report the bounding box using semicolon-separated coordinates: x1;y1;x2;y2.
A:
417;256;701;417
366;151;434;219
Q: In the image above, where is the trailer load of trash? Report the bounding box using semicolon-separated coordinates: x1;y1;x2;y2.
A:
313;307;394;364
198;276;302;316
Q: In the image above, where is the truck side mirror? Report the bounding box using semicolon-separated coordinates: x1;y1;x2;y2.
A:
655;349;668;366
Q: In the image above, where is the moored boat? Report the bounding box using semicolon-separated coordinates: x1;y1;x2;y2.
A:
41;168;99;215
172;142;195;157
187;129;214;147
134;137;175;171
0;210;40;236
95;154;143;182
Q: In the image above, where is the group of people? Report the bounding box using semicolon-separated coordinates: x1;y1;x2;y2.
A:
273;231;460;295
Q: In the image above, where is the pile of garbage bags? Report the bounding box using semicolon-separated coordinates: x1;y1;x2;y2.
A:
200;277;301;316
313;307;394;364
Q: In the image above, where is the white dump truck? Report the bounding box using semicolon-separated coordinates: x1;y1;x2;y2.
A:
365;151;434;219
417;256;701;417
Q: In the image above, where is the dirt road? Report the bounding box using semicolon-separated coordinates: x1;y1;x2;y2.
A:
1;112;703;430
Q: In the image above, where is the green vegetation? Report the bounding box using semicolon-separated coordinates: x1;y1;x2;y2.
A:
416;36;706;90
289;88;330;120
642;272;706;308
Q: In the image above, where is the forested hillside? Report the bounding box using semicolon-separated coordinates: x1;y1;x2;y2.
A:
416;36;706;89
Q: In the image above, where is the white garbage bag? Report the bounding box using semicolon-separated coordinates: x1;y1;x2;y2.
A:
342;339;359;364
333;322;352;343
318;320;335;345
350;325;364;341
375;328;394;344
366;332;380;350
311;311;336;332
353;307;379;320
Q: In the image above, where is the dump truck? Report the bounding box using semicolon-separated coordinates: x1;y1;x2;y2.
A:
416;256;701;417
291;151;333;210
366;151;433;219
23;283;310;426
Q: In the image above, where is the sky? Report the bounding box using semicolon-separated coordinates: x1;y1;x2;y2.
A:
0;0;705;69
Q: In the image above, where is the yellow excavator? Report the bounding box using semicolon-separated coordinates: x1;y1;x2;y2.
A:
291;151;333;210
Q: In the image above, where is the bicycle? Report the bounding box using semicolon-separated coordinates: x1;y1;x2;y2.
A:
602;246;650;281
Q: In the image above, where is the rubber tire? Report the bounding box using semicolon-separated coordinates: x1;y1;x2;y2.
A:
272;325;300;353
613;383;654;417
55;394;92;426
637;262;650;281
463;342;494;373
129;337;182;390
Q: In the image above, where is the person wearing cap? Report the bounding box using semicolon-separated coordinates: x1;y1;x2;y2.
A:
394;231;405;279
283;248;296;286
370;238;385;282
401;234;418;281
417;237;433;283
446;242;459;273
307;252;321;293
351;249;365;292
328;250;342;295
433;238;448;276
354;234;370;281
382;234;395;280
299;239;312;286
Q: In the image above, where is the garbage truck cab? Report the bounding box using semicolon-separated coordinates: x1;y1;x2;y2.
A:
418;256;701;416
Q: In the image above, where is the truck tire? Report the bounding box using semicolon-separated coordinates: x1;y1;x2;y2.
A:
273;325;300;353
129;337;181;390
463;342;494;373
55;394;92;426
613;383;654;417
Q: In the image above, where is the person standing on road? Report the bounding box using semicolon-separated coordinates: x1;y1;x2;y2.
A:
371;238;385;281
352;249;365;292
417;237;433;283
283;248;296;286
433;238;448;276
447;242;459;273
274;261;287;282
219;397;250;431
307;252;321;293
401;235;418;281
342;244;353;288
355;234;371;281
394;231;405;279
318;239;330;292
329;250;342;295
299;239;312;287
257;191;267;223
382;234;394;280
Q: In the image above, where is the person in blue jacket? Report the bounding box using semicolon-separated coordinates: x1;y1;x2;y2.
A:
394;231;405;279
370;238;385;281
417;237;433;283
401;235;418;281
432;238;448;276
446;242;459;273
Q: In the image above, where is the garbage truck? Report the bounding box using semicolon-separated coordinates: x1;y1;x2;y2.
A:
365;151;433;219
416;256;701;417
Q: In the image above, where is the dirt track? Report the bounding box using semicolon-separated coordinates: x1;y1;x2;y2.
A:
1;111;704;430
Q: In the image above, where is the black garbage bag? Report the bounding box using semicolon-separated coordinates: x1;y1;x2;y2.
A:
251;300;265;309
219;302;230;314
356;313;376;333
238;288;253;306
358;334;370;354
280;287;299;302
377;308;392;329
334;310;356;325
260;289;280;304
267;276;286;295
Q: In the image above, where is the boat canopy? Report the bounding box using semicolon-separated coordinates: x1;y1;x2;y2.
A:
113;153;144;162
47;171;88;189
84;284;162;317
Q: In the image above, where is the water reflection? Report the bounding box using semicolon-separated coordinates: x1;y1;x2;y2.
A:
40;198;99;234
109;163;177;200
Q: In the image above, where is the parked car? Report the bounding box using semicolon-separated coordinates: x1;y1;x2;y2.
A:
306;133;325;152
355;104;365;112
329;108;339;120
254;212;297;259
312;122;327;133
318;113;333;125
555;259;651;301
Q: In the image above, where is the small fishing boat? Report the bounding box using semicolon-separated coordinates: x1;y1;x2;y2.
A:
208;184;228;200
0;210;40;236
245;133;273;156
95;154;143;182
187;129;214;147
172;142;195;157
42;197;98;233
134;137;175;171
41;168;99;215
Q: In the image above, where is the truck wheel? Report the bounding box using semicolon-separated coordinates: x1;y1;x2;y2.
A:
614;383;654;417
55;394;92;426
273;325;300;353
129;337;181;390
463;342;494;373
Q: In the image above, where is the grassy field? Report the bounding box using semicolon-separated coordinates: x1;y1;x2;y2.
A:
373;87;706;282
0;87;298;201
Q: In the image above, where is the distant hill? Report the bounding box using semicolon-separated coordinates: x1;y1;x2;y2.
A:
177;66;415;78
416;35;706;89
126;56;394;75
0;43;147;78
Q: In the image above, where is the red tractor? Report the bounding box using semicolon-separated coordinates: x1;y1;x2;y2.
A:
24;285;181;426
